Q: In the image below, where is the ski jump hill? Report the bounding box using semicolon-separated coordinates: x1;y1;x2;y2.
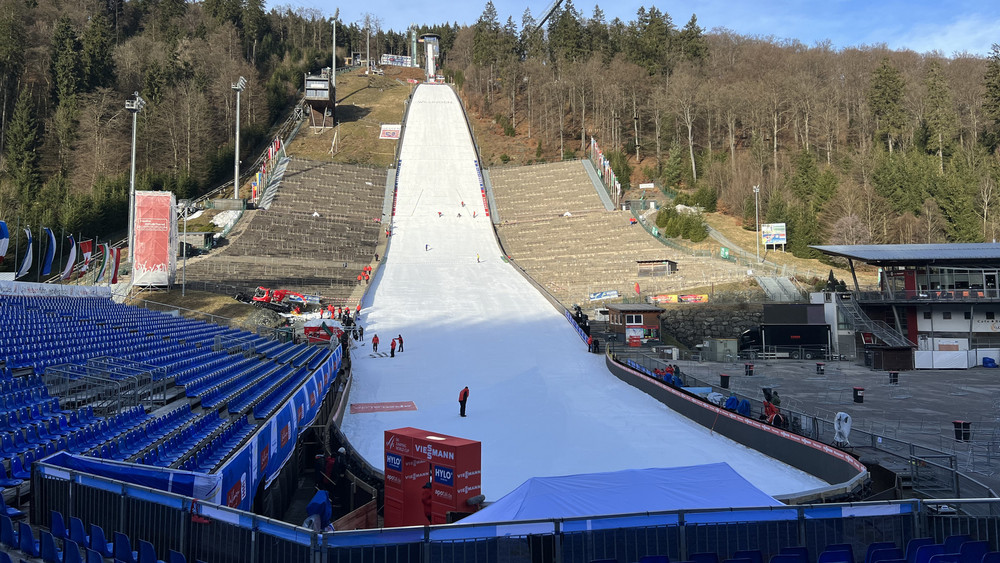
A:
339;83;837;502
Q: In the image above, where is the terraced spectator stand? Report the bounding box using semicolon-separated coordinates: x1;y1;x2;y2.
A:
490;161;745;309
184;158;387;302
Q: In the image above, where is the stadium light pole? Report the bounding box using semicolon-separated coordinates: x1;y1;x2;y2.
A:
125;91;146;273
753;185;760;265
179;200;189;297
232;76;247;200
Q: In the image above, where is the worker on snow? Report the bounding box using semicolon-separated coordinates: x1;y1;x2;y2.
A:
372;334;379;353
390;338;396;358
396;334;403;352
459;386;470;417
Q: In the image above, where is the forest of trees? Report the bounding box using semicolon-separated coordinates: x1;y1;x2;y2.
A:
2;0;1000;267
447;0;1000;258
0;0;434;256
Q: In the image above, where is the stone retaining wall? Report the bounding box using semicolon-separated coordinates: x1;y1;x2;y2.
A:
659;304;762;348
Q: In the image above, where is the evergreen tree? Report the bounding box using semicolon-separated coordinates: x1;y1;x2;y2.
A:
547;0;585;63
984;44;1000;153
586;6;612;63
81;11;114;91
924;61;956;174
0;0;25;154
677;14;707;62
6;87;40;207
868;58;906;153
50;17;81;105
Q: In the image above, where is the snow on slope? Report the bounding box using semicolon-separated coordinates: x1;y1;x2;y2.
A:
340;84;825;500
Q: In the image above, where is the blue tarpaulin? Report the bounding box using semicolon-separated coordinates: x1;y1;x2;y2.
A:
43;452;221;500
460;463;783;524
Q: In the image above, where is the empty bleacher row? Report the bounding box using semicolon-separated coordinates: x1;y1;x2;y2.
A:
0;293;328;495
489;161;745;308
183;157;387;300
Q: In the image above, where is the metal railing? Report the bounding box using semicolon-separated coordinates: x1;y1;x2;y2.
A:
608;345;998;500
31;457;1000;563
835;293;913;348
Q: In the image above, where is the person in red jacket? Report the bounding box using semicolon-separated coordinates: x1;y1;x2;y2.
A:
390;338;396;357
458;386;469;417
396;334;403;352
421;481;433;523
372;334;379;353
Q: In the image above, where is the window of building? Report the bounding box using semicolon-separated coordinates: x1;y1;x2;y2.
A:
965;311;972;319
625;314;643;325
943;312;952;320
923;312;932;319
988;312;996;320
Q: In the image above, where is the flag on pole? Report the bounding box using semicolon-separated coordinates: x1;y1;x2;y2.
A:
634;282;641;295
109;247;122;284
79;240;93;278
61;235;77;280
40;227;56;276
0;221;8;263
95;242;111;283
15;229;32;279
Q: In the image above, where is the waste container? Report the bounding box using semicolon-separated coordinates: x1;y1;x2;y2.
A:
852;387;864;403
888;371;899;385
744;363;754;376
816;362;825;375
720;373;730;389
953;420;971;441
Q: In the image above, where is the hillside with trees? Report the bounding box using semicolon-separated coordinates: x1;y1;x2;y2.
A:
2;0;1000;271
0;0;442;267
447;0;1000;258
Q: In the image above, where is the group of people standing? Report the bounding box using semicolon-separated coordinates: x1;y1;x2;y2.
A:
371;333;404;357
356;264;373;285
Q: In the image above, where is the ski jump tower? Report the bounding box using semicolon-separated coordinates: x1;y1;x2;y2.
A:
419;34;441;82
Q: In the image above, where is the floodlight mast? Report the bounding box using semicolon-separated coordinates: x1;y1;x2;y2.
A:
232;76;247;200
125;92;146;274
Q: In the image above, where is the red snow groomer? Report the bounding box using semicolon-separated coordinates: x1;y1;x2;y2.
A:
234;286;318;314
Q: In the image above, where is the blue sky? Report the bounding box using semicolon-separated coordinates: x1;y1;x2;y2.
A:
285;0;1000;57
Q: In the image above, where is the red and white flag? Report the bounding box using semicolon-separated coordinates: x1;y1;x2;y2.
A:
78;240;93;278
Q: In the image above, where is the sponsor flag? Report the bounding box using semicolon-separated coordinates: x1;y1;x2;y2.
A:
60;235;77;280
634;282;641;295
110;247;122;284
0;221;8;262
40;227;56;276
95;243;111;283
15;229;32;279
79;240;93;278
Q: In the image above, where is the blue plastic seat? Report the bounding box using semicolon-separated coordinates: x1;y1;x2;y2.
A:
958;542;989;563
0;514;18;548
89;524;113;558
85;547;103;563
0;491;24;519
19;520;40;557
907;540;935;563
641;557;670;563
0;545;13;563
139;539;165;563
871;547;904;563
944;537;971;555
114;531;138;563
168;550;186;563
734;550;764;563
64;539;83;563
915;545;946;563
50;510;68;541
0;462;22;488
11;454;30;480
820;551;854;563
68;516;88;548
40;529;63;563
692;553;720;563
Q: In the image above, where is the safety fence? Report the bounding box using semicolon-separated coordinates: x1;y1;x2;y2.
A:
30;459;1000;563
608;346;999;501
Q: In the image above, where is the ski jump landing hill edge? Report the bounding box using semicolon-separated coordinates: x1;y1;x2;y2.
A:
339;83;826;502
